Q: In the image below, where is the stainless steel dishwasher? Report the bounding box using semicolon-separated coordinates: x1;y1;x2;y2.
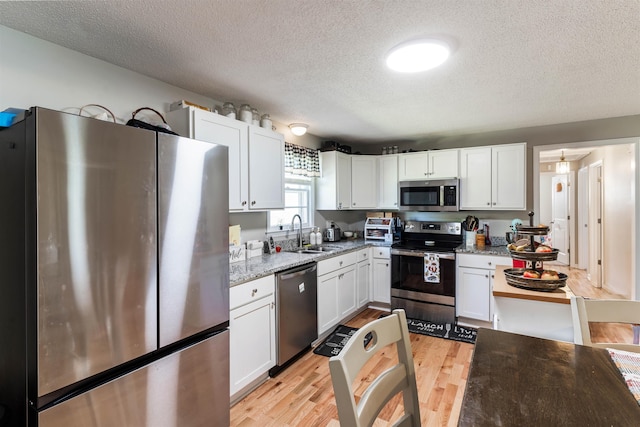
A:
270;262;318;375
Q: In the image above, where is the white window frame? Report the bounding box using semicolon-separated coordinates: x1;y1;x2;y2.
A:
267;174;315;233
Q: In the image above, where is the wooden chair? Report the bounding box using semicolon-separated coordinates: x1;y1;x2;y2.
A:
329;309;420;427
570;295;640;352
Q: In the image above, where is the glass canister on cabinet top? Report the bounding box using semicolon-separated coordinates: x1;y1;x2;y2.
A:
251;108;260;126
260;114;272;129
221;102;236;119
238;104;253;123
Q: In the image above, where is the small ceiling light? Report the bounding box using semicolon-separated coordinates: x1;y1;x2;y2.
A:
386;38;451;73
289;123;308;136
556;151;570;174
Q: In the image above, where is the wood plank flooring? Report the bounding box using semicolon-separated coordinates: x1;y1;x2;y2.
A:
231;266;634;426
230;308;473;426
551;265;635;344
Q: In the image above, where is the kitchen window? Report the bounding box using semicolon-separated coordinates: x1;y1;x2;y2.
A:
268;174;314;231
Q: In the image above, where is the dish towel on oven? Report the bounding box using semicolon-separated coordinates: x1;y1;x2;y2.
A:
424;253;440;283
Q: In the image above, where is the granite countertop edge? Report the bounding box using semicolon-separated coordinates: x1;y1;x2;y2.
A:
230;239;391;286
455;245;511;256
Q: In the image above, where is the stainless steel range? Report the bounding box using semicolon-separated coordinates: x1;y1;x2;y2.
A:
390;221;462;323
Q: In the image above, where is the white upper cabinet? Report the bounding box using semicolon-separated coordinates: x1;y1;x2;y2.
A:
491;143;526;210
459;142;526;210
317;151;352;210
398;149;459;181
351;156;378;209
247;126;285;210
167;107;284;211
378;154;398;209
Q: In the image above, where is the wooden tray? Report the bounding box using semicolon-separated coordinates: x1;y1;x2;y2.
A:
503;268;567;292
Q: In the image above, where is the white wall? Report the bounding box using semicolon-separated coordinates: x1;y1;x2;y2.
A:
580;144;635;297
0;24;321;144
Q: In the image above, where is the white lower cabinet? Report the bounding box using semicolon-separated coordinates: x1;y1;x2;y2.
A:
229;275;276;397
371;247;391;304
317;252;358;335
456;254;509;323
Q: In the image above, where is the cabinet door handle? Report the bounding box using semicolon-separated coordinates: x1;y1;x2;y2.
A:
353;202;356;206
386;263;389;267
492;202;496;205
491;274;495;279
485;275;489;278
271;302;275;309
339;261;343;266
251;289;258;297
242;201;247;206
488;262;492;265
251;201;256;205
339;273;344;279
486;202;490;205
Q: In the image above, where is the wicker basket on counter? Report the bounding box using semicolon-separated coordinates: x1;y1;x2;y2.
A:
504;212;567;292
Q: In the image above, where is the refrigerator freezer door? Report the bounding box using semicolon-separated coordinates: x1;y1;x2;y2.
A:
38;330;230;427
158;133;229;347
36;109;158;397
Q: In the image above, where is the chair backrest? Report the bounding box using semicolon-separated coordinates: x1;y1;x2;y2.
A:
570;295;640;352
329;309;420;427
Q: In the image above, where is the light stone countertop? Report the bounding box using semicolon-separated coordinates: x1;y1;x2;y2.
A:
229;239;391;286
455;245;511;257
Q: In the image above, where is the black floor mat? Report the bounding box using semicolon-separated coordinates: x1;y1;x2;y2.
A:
313;325;372;357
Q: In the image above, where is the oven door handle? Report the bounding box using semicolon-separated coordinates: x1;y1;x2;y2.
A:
391;249;455;260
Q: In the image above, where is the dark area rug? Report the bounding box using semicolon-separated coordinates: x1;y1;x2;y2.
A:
313;325;372;357
405;318;477;344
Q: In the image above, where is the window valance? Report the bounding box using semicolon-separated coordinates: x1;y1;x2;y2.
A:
284;142;320;177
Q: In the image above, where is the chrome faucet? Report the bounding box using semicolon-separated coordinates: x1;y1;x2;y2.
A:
291;214;303;249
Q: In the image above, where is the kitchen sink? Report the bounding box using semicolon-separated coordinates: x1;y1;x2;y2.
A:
288;245;342;254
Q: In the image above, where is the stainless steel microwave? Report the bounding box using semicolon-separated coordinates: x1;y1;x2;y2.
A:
398;178;459;212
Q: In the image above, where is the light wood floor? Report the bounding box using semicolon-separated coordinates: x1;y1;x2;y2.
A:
230;308;473;426
550;265;635;343
230;267;635;426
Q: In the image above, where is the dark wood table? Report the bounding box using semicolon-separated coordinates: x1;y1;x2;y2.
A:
458;328;640;426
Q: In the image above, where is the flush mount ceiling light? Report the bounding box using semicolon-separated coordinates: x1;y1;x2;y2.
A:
556;151;570;174
386;38;451;73
289;123;308;136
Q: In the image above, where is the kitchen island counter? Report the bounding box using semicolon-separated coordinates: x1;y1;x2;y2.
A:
492;265;575;342
492;265;574;304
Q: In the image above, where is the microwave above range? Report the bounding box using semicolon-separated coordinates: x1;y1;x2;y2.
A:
398;178;459;212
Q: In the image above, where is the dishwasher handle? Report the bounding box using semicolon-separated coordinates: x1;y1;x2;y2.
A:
278;263;317;281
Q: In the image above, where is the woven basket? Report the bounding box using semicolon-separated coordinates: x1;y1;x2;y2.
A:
503;268;567;292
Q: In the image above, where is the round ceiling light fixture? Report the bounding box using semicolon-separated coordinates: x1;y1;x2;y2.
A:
386;38;451;73
289;123;308;136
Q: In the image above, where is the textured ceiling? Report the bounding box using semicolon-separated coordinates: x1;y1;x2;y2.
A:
0;0;639;144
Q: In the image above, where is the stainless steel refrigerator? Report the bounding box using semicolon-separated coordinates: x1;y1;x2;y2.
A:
0;107;230;426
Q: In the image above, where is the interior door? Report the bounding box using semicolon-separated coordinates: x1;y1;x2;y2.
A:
578;167;589;269
551;175;569;265
588;163;603;287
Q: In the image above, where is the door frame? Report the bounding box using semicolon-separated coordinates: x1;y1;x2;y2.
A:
533;137;639;300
